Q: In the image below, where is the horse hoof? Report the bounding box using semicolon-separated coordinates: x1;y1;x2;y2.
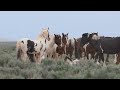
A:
96;61;100;65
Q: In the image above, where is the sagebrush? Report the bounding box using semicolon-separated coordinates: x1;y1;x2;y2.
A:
0;42;120;79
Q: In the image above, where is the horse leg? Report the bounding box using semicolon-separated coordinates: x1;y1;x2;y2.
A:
86;53;89;60
94;53;98;62
95;52;101;65
86;52;91;60
64;45;66;54
116;53;120;65
101;53;106;66
77;49;80;59
37;53;42;64
70;51;73;59
75;48;78;59
91;52;95;60
106;54;109;62
80;52;83;60
54;52;58;61
101;53;104;63
23;53;29;62
114;54;117;64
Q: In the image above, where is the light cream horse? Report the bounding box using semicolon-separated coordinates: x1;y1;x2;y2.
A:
36;27;58;60
36;27;51;62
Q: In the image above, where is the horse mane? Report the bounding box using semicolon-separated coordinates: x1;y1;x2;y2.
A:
67;38;74;47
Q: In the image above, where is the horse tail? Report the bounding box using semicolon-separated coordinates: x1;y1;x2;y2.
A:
16;41;21;60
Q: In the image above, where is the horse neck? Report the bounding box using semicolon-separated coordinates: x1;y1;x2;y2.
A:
47;35;55;47
69;40;72;46
68;39;74;47
37;33;45;40
62;37;68;45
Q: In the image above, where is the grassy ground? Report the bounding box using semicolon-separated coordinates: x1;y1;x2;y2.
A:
0;42;120;79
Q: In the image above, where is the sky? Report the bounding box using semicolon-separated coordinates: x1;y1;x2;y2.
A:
0;11;120;41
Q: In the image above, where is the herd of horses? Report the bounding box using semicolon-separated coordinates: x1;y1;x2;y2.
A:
16;27;120;66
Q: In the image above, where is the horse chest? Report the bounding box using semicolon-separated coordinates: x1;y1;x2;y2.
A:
56;47;64;54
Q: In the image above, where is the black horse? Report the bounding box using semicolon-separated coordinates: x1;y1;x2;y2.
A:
80;33;119;64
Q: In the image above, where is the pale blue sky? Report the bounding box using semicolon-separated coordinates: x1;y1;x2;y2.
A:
0;11;120;41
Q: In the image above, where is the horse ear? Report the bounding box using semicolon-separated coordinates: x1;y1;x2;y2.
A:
62;33;64;36
73;38;75;40
54;34;56;36
97;32;98;35
67;33;69;35
48;27;49;30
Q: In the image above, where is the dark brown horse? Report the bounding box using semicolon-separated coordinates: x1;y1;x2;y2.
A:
54;34;62;46
62;33;68;53
54;34;65;58
56;45;65;57
66;39;74;58
62;33;68;46
74;38;85;59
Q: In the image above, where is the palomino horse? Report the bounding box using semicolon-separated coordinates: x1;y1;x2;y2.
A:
37;27;58;60
36;27;50;41
36;27;51;63
45;34;58;60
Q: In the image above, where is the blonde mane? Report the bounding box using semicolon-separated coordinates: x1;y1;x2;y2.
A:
36;27;50;41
